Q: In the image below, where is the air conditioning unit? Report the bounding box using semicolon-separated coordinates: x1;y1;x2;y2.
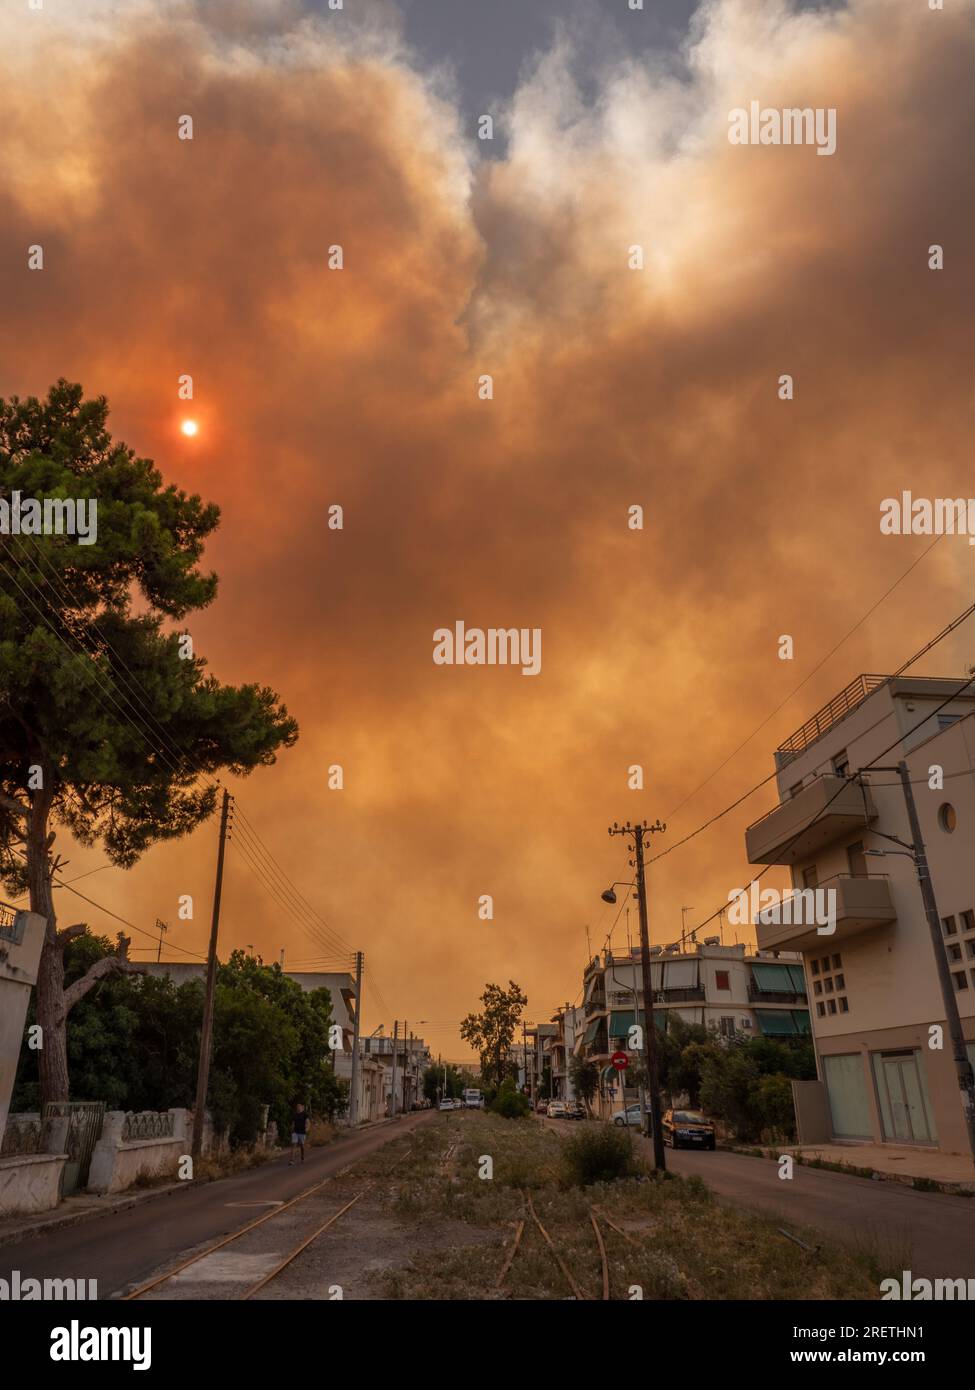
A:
741;1017;752;1029
703;936;720;946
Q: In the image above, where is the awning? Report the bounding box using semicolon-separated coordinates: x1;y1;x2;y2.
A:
609;1010;640;1038
662;958;698;989
583;1019;603;1044
755;1009;799;1036
792;1009;811;1034
751;963;796;992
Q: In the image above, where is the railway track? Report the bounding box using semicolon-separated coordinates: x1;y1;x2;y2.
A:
496;1192;618;1301
123;1129;421;1302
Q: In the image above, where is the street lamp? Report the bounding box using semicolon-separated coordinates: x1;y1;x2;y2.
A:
601;881;637;905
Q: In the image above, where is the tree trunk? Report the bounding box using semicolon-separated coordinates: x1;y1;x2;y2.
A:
27;784;72;1105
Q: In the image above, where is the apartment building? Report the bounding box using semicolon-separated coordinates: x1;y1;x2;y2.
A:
744;673;975;1155
548;1005;584;1101
361;1033;432;1114
576;940;809;1114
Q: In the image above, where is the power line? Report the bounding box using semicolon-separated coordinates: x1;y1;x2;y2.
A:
648;597;975;869
665;535;946;821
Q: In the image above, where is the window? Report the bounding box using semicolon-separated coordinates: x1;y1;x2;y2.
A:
949;944;963;963
811;958;820;975
814;980;822;996
839;996;849;1013
821;1053;872;1139
833;750;849;778
834;973;845;989
802;864;819;889
952;972;969;991
967;940;975;960
832;954;842;970
961;910;975;934
846;841;867;877
943;915;958;937
824;977;834;994
939;803;957;833
715;970;730;991
816;1002;825;1017
827;998;837;1014
719;1016;735;1038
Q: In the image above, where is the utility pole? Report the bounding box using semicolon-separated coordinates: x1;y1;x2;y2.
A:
390;1020;399;1119
608;819;667;1170
155;918;169;963
625;911;647;1137
869;765;975;1163
191;789;231;1160
348;951;363;1128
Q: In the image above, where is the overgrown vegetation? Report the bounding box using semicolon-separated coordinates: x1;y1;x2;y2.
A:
356;1112;888;1300
561;1122;634;1187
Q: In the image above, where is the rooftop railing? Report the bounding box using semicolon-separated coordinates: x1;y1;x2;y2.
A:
775;674;887;766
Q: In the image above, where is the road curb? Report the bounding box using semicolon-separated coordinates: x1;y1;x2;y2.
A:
729;1144;975;1196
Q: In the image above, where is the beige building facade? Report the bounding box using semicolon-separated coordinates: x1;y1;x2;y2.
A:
745;674;975;1156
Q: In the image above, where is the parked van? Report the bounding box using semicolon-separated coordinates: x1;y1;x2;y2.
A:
462;1088;483;1109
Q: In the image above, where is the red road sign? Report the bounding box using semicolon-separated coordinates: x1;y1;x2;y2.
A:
611;1051;628;1071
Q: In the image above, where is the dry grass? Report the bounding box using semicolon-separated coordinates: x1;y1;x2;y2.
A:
354;1113;891;1301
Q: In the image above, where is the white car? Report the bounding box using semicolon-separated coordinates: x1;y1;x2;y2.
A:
613;1104;646;1127
438;1098;454;1111
546;1101;567;1118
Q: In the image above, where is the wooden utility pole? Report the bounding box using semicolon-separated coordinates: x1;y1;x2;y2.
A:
191;789;231;1160
348;951;363;1127
608;819;667;1170
390;1019;399;1118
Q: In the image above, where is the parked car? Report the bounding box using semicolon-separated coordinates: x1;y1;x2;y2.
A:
535;1098;549;1113
613;1104;647;1128
438;1098;453;1111
662;1108;716;1150
546;1101;567;1118
563;1102;585;1120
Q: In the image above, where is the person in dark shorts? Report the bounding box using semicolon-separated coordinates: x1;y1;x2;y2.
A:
289;1102;308;1164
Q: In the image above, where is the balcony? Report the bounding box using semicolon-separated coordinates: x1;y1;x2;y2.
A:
755;873;896;952
745;775;876;865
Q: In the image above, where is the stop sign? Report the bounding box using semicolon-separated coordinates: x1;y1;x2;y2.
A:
611;1051;628;1072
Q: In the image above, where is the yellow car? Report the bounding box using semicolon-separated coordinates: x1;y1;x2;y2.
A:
661;1108;716;1150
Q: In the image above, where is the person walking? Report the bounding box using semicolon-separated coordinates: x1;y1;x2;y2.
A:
289;1101;308;1165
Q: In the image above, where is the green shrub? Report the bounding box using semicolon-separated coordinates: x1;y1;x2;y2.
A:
561;1123;634;1186
491;1077;531;1119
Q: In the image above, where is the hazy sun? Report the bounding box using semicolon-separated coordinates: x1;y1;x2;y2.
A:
180;419;199;437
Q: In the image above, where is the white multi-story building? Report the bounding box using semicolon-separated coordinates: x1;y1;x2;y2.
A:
744;673;975;1155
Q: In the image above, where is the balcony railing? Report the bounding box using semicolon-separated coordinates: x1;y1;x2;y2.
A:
747;987;807;1004
775;674;887;767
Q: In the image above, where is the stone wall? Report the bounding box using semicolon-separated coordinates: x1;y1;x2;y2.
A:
0;1153;67;1216
87;1109;190;1194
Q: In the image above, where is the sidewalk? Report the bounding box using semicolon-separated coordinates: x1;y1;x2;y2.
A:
768;1142;975;1193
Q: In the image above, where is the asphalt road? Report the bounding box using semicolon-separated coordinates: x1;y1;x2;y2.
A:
0;1110;435;1300
543;1117;975;1279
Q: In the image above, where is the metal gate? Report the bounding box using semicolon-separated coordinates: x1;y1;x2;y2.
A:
41;1101;105;1194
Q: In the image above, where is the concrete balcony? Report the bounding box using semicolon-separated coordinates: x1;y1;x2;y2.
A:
755;873;896;952
745;776;876;865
